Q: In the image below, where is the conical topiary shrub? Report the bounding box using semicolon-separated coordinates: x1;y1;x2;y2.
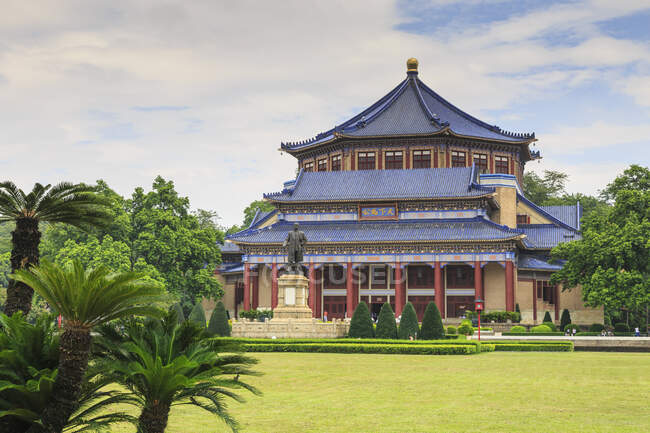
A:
560;308;571;331
543;311;552;323
208;301;231;336
349;302;374;338
170;302;185;324
188;302;207;327
419;302;444;340
375;302;397;339
398;302;419;339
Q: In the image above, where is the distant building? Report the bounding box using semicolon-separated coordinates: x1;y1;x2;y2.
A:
215;58;601;325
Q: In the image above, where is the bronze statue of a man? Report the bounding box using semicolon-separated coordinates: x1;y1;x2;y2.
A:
283;223;307;274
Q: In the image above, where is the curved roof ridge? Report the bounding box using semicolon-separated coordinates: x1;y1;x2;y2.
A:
517;193;579;231
416;78;535;141
412;77;447;128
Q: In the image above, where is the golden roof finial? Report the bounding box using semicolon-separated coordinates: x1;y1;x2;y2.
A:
406;57;419;73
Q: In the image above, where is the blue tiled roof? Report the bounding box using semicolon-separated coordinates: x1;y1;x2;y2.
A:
264;167;492;202
519;224;581;249
218;262;244;274
539;204;582;230
281;72;534;150
219;242;241;253
248;208;276;229
227;217;522;244
518;254;563;271
517;194;578;231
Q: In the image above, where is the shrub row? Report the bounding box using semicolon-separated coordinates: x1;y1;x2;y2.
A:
224;337;476;346
492;342;573;352
466;310;521;323
242;343;477;355
501;332;565;336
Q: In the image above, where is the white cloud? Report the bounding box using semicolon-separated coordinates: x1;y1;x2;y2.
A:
0;0;648;226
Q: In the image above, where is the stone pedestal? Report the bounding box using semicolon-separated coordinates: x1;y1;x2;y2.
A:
272;273;312;320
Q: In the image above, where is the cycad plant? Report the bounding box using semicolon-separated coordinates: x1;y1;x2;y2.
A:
0;313;136;433
0;181;111;315
94;312;260;433
12;260;164;433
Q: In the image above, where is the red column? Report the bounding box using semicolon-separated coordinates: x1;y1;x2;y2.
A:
271;263;278;309
532;282;537;322
378;150;382;169
346;262;354;318
434;261;444;318
554;284;560;322
316;269;322;318
394;262;403;317
308;263;316;316
505;261;515;311
350;151;355;170
405;149;410;169
474;261;482;301
243;263;250;311
434;148;439;168
252;267;259;310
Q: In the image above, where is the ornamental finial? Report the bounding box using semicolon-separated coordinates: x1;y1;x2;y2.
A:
407;57;418;74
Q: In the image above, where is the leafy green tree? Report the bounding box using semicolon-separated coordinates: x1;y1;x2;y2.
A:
242;200;275;228
523;170;568;204
349;302;374;338
560;309;572;331
551;166;649;322
0;182;111;316
375;302;397;339
398;302;419;339
208;301;231;336
543;311;552;323
189;302;207;327
12;259;164;433
419;302;444;340
94;313;259;433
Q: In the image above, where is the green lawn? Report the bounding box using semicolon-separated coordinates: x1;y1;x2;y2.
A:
110;352;649;433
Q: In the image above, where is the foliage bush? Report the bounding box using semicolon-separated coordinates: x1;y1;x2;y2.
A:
398;302;419;339
589;323;605;332
170;302;185;323
375;303;398;339
542;321;557;332
239;309;273;321
564;324;581;333
207;301;231;336
419;302;444;340
188;302;207;327
349;302;374;338
243;343;477;355
446;326;457;335
502;332;564;336
531;324;552;333
457;324;474;336
614;322;629;333
510;325;527;333
543;311;552;323
465;310;521;323
575;332;600;336
226;337;479;346
492;343;573;352
560;309;572;331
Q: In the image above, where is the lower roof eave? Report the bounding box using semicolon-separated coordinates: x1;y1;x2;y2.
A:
231;236;525;247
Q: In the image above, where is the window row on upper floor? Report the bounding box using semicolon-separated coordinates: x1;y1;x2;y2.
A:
301;149;514;175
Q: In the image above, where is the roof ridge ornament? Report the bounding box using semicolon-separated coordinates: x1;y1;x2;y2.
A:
407;57;418;75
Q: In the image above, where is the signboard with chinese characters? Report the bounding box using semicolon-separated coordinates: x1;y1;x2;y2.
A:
359;204;398;220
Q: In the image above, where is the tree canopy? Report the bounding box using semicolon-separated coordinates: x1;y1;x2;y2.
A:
550;165;649;315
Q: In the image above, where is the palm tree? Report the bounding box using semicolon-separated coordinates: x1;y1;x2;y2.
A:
12;259;164;433
0;181;111;316
94;312;260;433
0;313;137;433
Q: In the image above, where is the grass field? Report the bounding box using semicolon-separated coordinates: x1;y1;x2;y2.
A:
109;352;650;433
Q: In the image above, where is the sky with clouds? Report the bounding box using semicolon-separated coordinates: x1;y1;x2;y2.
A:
1;0;648;227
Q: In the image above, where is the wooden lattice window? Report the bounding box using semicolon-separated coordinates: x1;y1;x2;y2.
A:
303;161;314;172
412;150;431;168
474;153;488;173
451;151;466;167
385;151;403;169
331;155;342;171
317;159;327;172
495;156;509;174
358;152;376;170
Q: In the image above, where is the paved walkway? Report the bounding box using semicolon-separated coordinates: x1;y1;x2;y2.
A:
470;334;650;350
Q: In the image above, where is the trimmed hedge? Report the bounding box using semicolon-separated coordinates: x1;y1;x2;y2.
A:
349;302;374;338
576;332;600;336
531;324;552;333
543;311;552;323
375;302;398;339
419;302;445;340
543;321;557;332
398;302;419;339
446;326;457;335
225;337;477;346
466;310;521;323
242;343;477;355
492;343;573;352
510;325;526;333
188;302;206;327
501;332;565;336
589;323;605;332
560;309;571;331
564;324;580;333
208;301;230;336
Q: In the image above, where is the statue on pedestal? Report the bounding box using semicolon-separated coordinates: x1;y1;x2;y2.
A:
283;223;307;275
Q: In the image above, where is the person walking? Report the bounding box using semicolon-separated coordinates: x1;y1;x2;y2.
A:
634;327;640;337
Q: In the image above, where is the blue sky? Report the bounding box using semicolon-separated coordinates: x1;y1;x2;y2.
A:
0;0;648;227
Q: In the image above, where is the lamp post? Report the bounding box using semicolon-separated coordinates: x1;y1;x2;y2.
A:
475;298;484;341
